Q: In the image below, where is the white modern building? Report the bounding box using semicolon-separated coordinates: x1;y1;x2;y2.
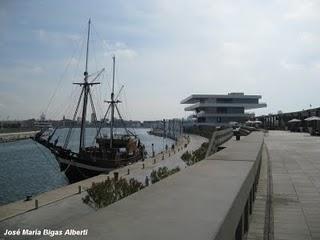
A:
181;92;267;126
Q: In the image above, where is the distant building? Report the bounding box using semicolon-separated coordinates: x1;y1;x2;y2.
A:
91;113;97;123
126;120;142;128
142;120;162;129
21;119;36;128
181;92;267;126
40;113;46;121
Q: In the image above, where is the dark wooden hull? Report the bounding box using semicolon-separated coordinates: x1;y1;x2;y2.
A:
59;160;102;183
34;136;144;183
56;153;142;183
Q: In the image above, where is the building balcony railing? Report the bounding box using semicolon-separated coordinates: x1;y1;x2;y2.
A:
184;102;267;111
196;112;253;118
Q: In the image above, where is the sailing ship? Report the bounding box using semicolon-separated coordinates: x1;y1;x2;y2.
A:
33;19;145;183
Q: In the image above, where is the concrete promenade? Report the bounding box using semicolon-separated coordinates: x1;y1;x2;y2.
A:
247;144;269;240
265;131;320;240
0;134;207;234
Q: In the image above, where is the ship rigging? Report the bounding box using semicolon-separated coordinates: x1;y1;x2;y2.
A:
34;19;144;183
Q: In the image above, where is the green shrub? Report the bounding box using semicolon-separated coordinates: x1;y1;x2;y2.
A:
181;150;192;162
181;142;209;166
150;166;181;184
83;166;182;208
150;169;160;183
83;177;144;208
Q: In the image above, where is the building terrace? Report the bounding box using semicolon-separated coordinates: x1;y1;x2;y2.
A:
181;92;267;126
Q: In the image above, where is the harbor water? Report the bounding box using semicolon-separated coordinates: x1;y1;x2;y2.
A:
0;128;174;205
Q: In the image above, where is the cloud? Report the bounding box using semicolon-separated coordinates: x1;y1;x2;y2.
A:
283;0;320;21
0;92;24;119
219;41;251;66
68;57;79;66
299;32;320;54
280;60;305;71
0;8;6;19
34;29;81;46
102;40;137;60
2;0;320;120
29;65;44;74
0;63;45;80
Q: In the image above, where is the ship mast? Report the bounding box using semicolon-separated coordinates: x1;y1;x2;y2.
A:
110;56;116;148
78;18;91;152
75;18;100;152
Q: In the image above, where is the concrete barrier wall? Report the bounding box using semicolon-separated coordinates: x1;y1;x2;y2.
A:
207;133;264;240
205;128;233;158
0;131;39;143
57;132;264;240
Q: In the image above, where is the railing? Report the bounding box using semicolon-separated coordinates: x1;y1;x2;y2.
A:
205;128;233;158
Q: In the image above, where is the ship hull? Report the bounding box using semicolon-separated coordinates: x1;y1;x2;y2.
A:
55;152;143;183
57;157;113;183
34;134;144;183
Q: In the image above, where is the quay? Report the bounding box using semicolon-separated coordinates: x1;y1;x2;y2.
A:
0;131;39;143
0;130;258;239
0;134;206;224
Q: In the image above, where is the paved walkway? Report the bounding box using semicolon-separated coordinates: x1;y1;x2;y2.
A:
265;131;320;240
0;134;207;235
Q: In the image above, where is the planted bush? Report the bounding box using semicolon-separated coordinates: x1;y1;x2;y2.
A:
83;165;182;209
83;177;144;208
150;166;180;184
181;142;209;166
181;150;192;162
193;142;209;161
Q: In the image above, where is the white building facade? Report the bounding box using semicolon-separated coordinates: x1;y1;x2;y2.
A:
181;92;267;126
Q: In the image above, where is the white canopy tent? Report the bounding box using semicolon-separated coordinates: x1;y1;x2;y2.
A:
304;116;320;121
288;118;301;123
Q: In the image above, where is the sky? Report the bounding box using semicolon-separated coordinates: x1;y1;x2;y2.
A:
1;0;320;121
